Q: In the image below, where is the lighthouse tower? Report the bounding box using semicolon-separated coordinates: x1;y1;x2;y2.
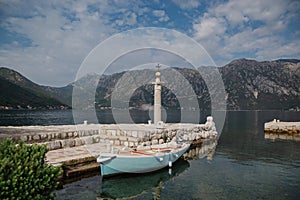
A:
153;64;162;124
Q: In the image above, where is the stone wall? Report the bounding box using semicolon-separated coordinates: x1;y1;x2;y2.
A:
0;117;218;150
264;119;300;141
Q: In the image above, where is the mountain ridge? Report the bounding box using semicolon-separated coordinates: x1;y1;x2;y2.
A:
0;58;299;111
0;67;70;110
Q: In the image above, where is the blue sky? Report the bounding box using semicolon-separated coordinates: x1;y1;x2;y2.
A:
0;0;299;86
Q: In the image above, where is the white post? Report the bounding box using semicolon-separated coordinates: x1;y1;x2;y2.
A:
154;65;162;124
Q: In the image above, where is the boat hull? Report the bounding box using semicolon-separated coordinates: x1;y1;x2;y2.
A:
98;143;190;176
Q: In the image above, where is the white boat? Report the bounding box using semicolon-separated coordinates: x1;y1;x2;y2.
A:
97;142;190;176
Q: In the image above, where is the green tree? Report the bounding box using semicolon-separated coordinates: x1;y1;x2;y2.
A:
0;138;62;200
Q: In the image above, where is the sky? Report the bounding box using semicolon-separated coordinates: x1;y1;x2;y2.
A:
0;0;299;86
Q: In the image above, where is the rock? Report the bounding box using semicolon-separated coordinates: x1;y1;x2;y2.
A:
152;139;158;145
83;137;93;144
61;132;67;139
75;138;82;146
48;140;61;150
40;134;47;140
20;135;28;142
129;142;135;147
156;133;162;139
131;131;138;138
62;139;75;148
183;135;189;141
67;132;74;138
114;140;121;145
32;135;40;141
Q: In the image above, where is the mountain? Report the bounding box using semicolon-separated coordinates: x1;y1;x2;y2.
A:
220;59;300;110
69;59;300;111
0;67;69;110
1;58;299;111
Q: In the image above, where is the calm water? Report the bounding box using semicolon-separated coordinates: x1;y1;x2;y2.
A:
1;110;299;199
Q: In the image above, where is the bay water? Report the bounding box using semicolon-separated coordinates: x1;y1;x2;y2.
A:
0;110;299;199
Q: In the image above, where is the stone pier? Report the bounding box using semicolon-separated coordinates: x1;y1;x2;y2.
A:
0;117;217;180
264;119;300;141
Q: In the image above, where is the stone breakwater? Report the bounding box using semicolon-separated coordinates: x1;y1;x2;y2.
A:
0;117;217;180
0;118;217;150
264;119;300;141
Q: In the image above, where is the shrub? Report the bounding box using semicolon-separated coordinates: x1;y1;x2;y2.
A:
0;138;62;200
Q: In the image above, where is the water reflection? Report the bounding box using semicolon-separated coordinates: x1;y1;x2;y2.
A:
97;138;218;199
97;158;189;199
264;132;300;142
184;138;218;161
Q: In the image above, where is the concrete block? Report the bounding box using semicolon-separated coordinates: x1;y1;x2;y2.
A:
114;140;121;145
152;139;158;145
49;141;61;150
75;138;82;146
40;134;47;140
61;132;67;139
142;136;150;142
124;141;129;147
55;132;60;139
20;135;28;142
131;131;138;137
62;139;75;148
138;132;145;138
119;136;128;141
32;135;40;141
129;142;135;147
83;137;93;144
93;136;100;143
67;132;73;138
159;139;164;144
111;130;117;136
127;137;140;142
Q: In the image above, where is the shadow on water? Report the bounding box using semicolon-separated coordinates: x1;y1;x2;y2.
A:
98;158;190;199
55;138;218;200
54;158;190;200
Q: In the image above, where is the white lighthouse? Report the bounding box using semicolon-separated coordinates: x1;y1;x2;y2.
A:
153;64;162;124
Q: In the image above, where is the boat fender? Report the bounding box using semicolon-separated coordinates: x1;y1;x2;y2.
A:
169;161;172;167
174;153;179;158
159;157;164;162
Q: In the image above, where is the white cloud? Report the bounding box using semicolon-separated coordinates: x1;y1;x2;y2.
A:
152;10;169;22
192;0;300;65
172;0;201;9
0;1;117;86
213;0;293;28
0;0;299;86
193;16;226;40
